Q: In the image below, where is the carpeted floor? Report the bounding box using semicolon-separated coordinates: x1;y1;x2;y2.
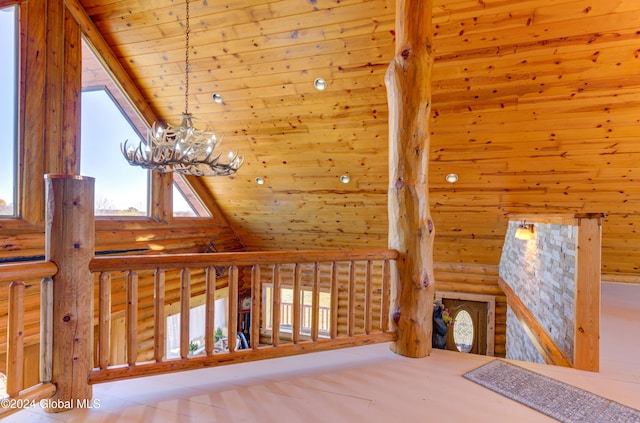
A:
464;360;640;423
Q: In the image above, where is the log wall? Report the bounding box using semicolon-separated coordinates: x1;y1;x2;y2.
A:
434;262;505;357
74;0;640;283
4;0;638;369
0;0;244;358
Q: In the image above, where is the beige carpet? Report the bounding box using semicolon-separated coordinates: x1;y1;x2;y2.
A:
464;360;640;423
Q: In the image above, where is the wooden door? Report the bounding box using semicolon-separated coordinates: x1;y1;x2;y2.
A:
443;299;488;355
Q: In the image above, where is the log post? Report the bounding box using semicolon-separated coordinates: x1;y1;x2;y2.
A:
44;174;94;411
574;214;602;372
386;0;435;358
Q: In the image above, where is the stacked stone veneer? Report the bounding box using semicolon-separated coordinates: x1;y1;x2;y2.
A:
505;305;545;364
500;221;577;364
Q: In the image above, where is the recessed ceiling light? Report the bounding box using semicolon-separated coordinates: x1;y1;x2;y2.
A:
212;93;223;103
340;175;350;184
255;177;265;185
445;173;459;183
314;78;327;91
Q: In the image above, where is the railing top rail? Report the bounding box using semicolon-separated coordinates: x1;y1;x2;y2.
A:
0;260;58;284
89;249;399;272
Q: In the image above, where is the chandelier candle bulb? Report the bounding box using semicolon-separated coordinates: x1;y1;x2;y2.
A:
119;0;242;177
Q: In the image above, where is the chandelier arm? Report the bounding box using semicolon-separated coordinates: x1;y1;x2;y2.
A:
118;0;242;177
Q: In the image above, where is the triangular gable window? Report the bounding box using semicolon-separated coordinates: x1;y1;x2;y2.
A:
81;37;210;217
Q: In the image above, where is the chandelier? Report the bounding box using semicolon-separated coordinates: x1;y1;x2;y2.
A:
121;0;243;176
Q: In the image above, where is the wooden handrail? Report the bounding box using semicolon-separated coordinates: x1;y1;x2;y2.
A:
89;249;399;271
0;261;58;416
498;277;572;367
89;250;397;385
0;261;58;284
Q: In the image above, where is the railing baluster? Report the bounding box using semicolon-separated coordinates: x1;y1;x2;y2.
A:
40;277;53;383
127;271;138;367
272;264;281;347
6;281;25;397
180;268;191;359
348;261;356;337
82;249;399;384
99;272;111;369
381;260;391;332
228;266;238;352
205;267;216;356
251;265;262;350
154;268;165;362
330;261;338;339
365;260;373;335
311;262;320;341
292;263;301;344
0;262;57;411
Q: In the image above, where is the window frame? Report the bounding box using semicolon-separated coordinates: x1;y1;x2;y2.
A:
81;35;213;221
0;3;19;219
80;85;151;217
263;284;332;338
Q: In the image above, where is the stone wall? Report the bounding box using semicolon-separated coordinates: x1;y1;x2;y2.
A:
505;306;545;364
499;221;577;363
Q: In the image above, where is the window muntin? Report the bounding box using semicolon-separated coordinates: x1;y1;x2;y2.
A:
263;286;331;337
0;5;17;216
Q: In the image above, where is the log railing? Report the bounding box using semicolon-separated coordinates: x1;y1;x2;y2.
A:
88;249;398;384
0;261;58;418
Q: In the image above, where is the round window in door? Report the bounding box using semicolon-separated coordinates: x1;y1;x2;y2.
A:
453;309;474;353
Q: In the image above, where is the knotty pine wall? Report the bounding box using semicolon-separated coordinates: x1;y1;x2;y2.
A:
0;0;244;356
3;0;640;364
77;0;640;279
429;1;640;279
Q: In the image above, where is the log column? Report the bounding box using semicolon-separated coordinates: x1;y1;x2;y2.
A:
574;214;603;372
386;0;434;358
44;174;95;411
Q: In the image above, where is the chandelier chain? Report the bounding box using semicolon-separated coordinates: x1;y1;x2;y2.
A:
119;0;243;176
184;0;190;115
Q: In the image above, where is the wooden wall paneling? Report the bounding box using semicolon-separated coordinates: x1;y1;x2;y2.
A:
61;6;81;175
56;0;640;280
434;262;505;358
66;0;157;126
20;0;47;224
43;0;67;175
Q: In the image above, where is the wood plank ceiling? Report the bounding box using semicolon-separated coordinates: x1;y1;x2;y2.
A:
79;0;640;275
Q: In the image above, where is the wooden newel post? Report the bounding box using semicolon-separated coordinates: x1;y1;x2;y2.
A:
386;0;435;358
44;174;95;411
